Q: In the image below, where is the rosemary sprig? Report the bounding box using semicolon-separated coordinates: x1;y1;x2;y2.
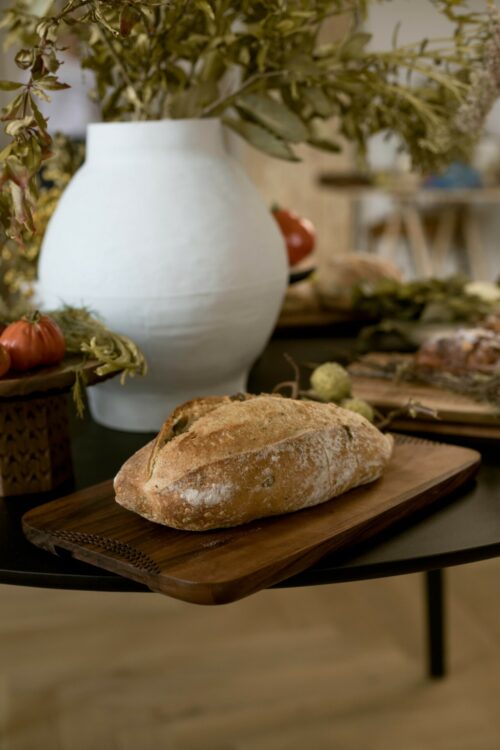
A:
48;306;147;415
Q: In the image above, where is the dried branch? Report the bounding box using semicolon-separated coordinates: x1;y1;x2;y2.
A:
272;353;439;431
352;356;500;412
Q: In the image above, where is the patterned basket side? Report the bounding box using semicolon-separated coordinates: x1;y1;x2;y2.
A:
0;394;73;497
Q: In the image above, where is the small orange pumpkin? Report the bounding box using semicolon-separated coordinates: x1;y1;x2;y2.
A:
0;312;66;372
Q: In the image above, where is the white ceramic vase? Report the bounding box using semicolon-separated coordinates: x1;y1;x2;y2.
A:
37;119;288;431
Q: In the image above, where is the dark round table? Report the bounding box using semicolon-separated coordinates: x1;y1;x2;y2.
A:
1;333;499;678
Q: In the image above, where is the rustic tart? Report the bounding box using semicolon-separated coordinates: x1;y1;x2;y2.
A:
415;327;500;374
114;394;394;531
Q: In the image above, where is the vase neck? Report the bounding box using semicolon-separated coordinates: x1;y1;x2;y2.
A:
85;119;227;164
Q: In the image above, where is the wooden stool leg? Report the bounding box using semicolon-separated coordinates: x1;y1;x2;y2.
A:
380;209;403;262
424;569;446;679
463;207;489;281
433;208;457;276
402;205;434;277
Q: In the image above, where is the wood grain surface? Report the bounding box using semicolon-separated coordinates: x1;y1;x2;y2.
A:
4;559;500;750
22;436;480;605
351;375;499;424
0;356;117;400
381;418;500;441
349;355;500;439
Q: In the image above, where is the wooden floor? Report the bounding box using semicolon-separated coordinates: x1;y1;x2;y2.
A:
2;559;500;749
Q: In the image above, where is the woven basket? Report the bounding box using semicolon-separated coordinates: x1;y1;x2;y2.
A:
0;356;122;498
0;393;73;497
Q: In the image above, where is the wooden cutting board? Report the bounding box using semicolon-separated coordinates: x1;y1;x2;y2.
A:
349;356;500;439
22;436;480;606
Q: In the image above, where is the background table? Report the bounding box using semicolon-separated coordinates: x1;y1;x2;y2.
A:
1;332;499;679
317;178;500;279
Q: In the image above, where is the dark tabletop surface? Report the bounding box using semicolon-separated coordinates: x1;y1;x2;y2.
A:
1;332;499;594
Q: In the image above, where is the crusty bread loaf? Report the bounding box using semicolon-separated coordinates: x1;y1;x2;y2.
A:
315;253;403;311
114;394;394;531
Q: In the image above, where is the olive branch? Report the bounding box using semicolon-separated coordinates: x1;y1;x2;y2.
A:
0;0;497;260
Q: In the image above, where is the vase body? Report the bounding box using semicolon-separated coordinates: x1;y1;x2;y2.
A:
38;119;288;431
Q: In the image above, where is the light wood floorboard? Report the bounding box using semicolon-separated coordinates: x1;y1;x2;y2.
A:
2;559;500;749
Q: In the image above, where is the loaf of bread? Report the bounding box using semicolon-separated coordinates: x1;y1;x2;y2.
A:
484;314;500;334
415;327;500;374
315;253;403;311
114;394;394;531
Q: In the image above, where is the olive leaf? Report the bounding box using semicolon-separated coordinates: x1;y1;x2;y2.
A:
0;80;23;91
37;76;70;92
170;82;219;119
0;0;496;263
307;135;341;153
223;117;299;161
305;118;341;153
284;52;324;79
235;93;309;143
29;95;48;131
339;32;373;59
302;87;336;118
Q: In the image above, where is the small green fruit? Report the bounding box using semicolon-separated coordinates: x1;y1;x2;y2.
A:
340;397;375;423
310;362;352;402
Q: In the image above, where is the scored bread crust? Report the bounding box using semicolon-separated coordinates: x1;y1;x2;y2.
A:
114;394;394;531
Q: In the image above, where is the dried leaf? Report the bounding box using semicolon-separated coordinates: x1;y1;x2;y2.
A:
14;49;34;70
5;116;35;137
194;0;215;21
0;80;23;91
170;82;218;118
1;92;25;121
285;52;323;79
302;87;336;117
120;6;140;37
307;118;341;152
339;32;372;59
223;117;299;162
236;93;309;143
38;75;70;91
0;0;494;257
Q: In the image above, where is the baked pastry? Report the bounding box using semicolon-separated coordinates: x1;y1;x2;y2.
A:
315;253;403;311
484;314;500;334
114;393;394;531
415;327;500;374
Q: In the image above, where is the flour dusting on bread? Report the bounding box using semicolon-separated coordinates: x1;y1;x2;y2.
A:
180;484;233;508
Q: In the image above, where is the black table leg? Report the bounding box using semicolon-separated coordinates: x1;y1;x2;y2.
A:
425;568;446;679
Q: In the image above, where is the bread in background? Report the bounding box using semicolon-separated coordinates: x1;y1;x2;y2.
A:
315;253;403;311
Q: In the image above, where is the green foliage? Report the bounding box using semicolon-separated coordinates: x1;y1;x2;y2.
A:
352;275;500;324
0;0;497;248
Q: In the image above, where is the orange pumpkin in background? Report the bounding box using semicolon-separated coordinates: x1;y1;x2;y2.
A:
0;313;66;372
272;206;316;267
